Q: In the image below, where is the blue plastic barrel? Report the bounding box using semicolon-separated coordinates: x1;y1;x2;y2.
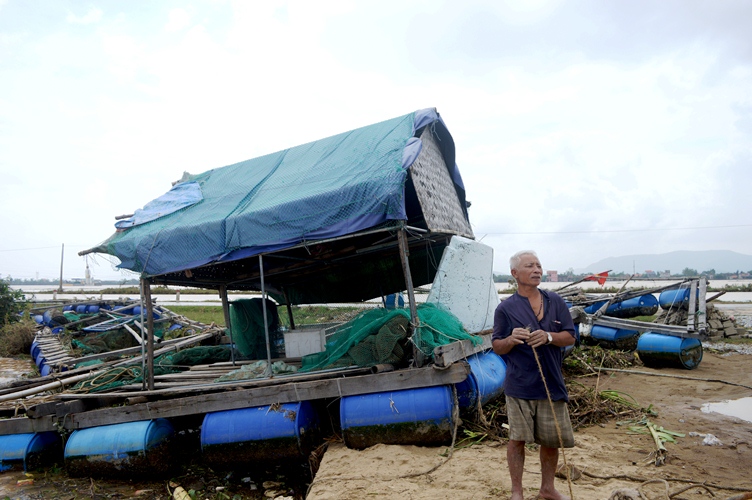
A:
636;332;703;370
76;305;88;314
340;385;455;449
585;294;659;318
201;401;319;465
64;419;175;477
132;306;160;319
384;293;405;310
583;300;609;315
589;325;640;349
40;364;52;377
42;310;53;325
30;341;41;360
616;294;659;318
86;305;100;314
63;305;74;312
659;289;698;310
33;314;44;324
0;432;62;472
35;351;46;368
455;351;506;409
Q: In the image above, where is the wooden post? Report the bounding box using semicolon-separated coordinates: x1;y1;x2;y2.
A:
58;243;64;293
219;285;236;365
687;279;698;333
142;278;155;391
282;288;296;330
259;255;273;376
698;277;707;335
397;228;424;367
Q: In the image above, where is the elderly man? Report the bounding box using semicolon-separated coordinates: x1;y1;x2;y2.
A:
492;250;577;500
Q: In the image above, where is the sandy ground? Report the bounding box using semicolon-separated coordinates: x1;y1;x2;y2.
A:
307;351;752;500
1;336;751;499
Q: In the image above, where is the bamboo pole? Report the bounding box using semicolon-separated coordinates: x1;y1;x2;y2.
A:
397;227;423;367
0;372;99;403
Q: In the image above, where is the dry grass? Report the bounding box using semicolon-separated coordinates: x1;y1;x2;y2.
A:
0;319;36;357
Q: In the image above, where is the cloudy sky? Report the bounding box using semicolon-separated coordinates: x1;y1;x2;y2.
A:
1;0;750;281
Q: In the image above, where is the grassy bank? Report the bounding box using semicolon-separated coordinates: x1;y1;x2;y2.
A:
168;304;363;328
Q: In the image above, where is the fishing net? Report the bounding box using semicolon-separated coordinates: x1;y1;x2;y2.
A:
71;330;140;355
300;302;482;372
229;298;284;359
156;345;232;368
215;360;298;382
70;346;233;393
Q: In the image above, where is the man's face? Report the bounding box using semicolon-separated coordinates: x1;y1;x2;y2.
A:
512;254;542;287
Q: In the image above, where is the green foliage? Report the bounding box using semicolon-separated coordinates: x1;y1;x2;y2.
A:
0;278;26;327
681;267;699;276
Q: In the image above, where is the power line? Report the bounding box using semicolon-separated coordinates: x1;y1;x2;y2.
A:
478;224;752;235
0;244;91;252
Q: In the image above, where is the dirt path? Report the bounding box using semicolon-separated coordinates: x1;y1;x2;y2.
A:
307;351;752;499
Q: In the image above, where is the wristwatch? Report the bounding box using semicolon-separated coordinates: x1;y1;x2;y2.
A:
546;332;553;345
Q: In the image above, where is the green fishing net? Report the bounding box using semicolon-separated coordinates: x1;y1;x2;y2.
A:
229;298;284;359
70;346;233;393
300;302;482;372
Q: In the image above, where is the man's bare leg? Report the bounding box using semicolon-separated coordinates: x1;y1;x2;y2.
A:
507;440;526;500
538;446;569;500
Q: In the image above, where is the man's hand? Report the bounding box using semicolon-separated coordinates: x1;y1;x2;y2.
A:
526;329;550;348
508;327;531;348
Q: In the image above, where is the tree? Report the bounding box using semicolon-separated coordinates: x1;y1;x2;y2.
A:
681;268;698;277
0;278;26;327
700;269;716;277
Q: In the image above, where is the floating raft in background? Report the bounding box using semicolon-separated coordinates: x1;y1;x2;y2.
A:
583;293;659;318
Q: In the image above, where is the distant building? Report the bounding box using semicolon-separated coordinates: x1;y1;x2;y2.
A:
546;270;558;282
659;270;671;278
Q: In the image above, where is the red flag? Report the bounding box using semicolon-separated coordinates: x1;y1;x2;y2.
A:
584;271;609;286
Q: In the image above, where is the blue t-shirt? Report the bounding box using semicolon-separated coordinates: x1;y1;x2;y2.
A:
492;289;576;401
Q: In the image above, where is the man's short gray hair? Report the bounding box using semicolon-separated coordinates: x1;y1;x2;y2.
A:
510;250;538;271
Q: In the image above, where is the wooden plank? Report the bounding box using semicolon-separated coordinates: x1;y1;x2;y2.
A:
433;332;492;367
66;363;470;430
0;415;57;434
55;366;373;400
687;279;698;333
593;316;702;338
123;323;145;346
698;277;707;334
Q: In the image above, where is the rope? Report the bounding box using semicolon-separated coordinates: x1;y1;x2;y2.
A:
531;344;576;500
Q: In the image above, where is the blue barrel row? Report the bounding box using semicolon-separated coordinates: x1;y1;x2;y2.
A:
30;340;69;377
581;289;700;319
1;351;509;475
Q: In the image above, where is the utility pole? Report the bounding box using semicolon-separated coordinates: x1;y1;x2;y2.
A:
58;243;64;293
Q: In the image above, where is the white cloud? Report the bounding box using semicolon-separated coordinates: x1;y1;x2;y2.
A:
165;8;192;33
66;7;103;25
1;0;751;280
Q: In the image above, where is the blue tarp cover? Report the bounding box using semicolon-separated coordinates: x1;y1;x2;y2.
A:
90;108;467;277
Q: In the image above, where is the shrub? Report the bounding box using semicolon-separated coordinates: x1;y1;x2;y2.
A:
0;278;26;327
0;318;36;357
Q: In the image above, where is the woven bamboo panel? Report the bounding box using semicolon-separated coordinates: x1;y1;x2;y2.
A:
409;127;474;238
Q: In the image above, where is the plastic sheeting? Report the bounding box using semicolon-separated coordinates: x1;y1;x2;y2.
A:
86;108;468;278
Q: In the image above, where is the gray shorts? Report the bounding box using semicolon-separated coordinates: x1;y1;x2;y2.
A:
506;395;575;448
